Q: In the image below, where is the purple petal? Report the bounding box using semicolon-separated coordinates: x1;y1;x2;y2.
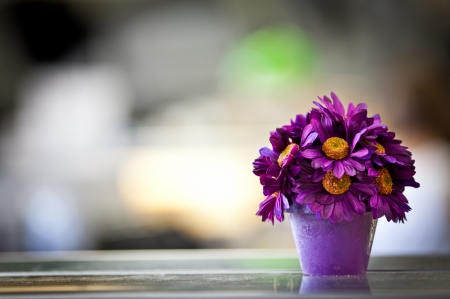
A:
303;192;320;204
372;154;383;166
342;161;356;176
370;193;380;209
357;103;368;110
302;148;323;159
310;112;328;143
267;166;279;177
260;176;278;186
274;194;283;222
302;132;318;148
331;92;345;116
368;168;379;177
351;129;366;151
332;201;344;223
310;201;324;212
345;192;366;214
333;161;345;178
384;155;396;163
311;157;333;169
317;193;335;205
263;186;279;196
259;147;277;158
289;166;300;176
296;189;321;204
312;168;325;182
350;148;369;157
341;199;354;222
320;203;334;220
352;182;377;195
347;159;365;171
347;102;355;117
301;124;313;145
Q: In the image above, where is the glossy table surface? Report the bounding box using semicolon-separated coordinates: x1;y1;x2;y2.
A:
0;249;448;298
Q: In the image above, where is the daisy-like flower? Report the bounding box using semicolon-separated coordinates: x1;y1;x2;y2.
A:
255;176;290;224
302;109;369;178
253;122;318;224
293;159;377;223
369;164;419;222
362;130;415;175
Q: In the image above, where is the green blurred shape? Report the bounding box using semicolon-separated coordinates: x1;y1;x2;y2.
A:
220;26;318;94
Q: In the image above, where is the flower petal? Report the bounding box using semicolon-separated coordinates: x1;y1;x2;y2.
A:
310;201;324;212
259;147;277;158
302;148;323;159
350;148;369;157
342;160;356;176
312;168;325;182
332;201;344;223
333;161;345;178
320;203;334;220
302;132;318;148
311;157;333;169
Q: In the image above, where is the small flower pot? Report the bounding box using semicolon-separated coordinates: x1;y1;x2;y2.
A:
288;205;377;276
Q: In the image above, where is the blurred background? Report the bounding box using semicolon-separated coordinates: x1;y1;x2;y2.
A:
0;0;448;254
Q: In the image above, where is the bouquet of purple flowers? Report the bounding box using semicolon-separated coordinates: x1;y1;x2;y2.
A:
253;93;420;224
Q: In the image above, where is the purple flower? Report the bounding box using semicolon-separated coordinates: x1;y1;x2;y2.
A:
362;130;415;174
253;120;318;224
302;109;369;178
369;164;419;222
293;159;377;223
256;178;290;224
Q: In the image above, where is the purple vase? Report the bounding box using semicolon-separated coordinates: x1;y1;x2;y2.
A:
288;206;377;276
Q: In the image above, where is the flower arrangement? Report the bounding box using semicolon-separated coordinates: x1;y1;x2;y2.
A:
253;93;420;224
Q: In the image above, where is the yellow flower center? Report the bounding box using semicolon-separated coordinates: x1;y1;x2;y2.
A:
322;137;349;160
322;171;351;195
277;143;298;167
364;140;386;154
374;167;393;195
375;143;385;154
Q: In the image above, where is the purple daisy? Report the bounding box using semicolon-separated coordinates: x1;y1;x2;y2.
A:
369;164;419;223
253;122;318;224
362;130;415;175
255;176;290;224
292;158;377;223
302;108;369;178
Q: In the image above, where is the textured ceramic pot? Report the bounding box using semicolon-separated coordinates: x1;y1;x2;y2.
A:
288;205;377;276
